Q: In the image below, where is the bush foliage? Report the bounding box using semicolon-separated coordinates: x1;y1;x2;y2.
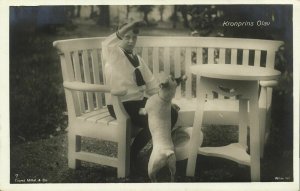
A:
10;7;68;144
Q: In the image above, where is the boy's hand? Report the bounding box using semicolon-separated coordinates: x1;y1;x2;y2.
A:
118;20;146;38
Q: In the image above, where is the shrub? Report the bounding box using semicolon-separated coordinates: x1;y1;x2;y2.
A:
10;7;68;144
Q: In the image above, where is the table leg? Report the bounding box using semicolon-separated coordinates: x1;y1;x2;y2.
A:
249;82;260;181
186;80;205;177
239;99;248;148
259;86;267;158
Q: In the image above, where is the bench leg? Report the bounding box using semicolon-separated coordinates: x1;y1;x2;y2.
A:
68;132;81;169
249;83;260;181
239;99;248;148
117;123;131;178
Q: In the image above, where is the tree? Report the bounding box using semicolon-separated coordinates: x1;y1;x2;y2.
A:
178;5;189;28
158;5;165;21
97;5;110;27
76;6;81;17
170;5;178;29
126;5;130;19
137;5;154;24
186;5;220;36
90;6;94;18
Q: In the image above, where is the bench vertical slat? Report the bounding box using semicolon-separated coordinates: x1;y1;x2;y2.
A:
219;48;226;64
185;48;192;99
229;49;238;100
231;49;238;65
196;48;203;99
72;51;86;113
152;47;159;79
82;50;95;112
174;48;181;98
242;49;250;66
61;53;80;117
91;49;103;109
142;47;149;67
208;48;214;64
217;48;224;103
62;52;75;81
100;48;110;106
266;51;275;68
164;47;170;75
254;50;261;67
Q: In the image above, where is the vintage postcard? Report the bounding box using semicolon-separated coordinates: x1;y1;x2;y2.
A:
1;0;299;191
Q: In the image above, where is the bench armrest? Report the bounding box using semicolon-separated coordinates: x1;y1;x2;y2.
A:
63;81;127;96
259;80;278;88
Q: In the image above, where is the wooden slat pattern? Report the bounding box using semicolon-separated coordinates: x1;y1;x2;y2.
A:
208;48;214;64
152;47;159;78
76;151;118;167
266;51;276;68
164;47;170;75
135;37;283;51
91;49;103;109
185;48;192;99
219;48;226;64
141;47;149;66
72;51;85;113
231;49;238;65
174;48;181;98
254;50;261;67
62;52;75;81
60;53;80;117
196;48;203;99
78;109;108;120
82;50;94;111
217;48;226;99
242;49;250;66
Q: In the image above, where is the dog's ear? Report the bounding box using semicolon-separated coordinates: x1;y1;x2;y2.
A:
175;75;187;85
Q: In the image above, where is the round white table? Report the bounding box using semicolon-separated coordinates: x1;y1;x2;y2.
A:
186;64;280;181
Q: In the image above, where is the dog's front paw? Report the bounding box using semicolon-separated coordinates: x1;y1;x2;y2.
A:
171;103;180;111
139;108;147;115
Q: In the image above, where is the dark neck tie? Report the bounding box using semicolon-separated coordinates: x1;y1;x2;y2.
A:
123;50;146;86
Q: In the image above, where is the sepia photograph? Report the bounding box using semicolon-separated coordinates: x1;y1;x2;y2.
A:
0;0;299;191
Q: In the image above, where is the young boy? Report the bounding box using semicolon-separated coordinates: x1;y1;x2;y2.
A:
102;20;178;174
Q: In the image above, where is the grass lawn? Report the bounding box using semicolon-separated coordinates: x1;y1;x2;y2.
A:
10;125;293;183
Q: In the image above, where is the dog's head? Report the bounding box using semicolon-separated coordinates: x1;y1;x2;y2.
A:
158;73;187;98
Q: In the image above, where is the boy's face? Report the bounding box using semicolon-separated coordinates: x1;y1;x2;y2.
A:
119;30;138;52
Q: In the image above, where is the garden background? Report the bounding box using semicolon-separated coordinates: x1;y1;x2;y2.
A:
8;5;293;183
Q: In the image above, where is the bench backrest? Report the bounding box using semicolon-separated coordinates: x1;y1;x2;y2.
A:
135;37;283;100
54;36;283;116
54;37;107;116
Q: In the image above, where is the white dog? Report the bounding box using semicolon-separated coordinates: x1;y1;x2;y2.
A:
139;73;187;182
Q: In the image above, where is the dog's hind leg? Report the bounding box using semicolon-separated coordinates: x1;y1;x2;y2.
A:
148;171;158;182
167;153;176;182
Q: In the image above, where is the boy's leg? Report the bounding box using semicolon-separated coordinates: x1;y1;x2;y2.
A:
122;99;151;173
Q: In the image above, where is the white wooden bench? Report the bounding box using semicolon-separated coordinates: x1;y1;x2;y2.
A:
53;36;283;179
